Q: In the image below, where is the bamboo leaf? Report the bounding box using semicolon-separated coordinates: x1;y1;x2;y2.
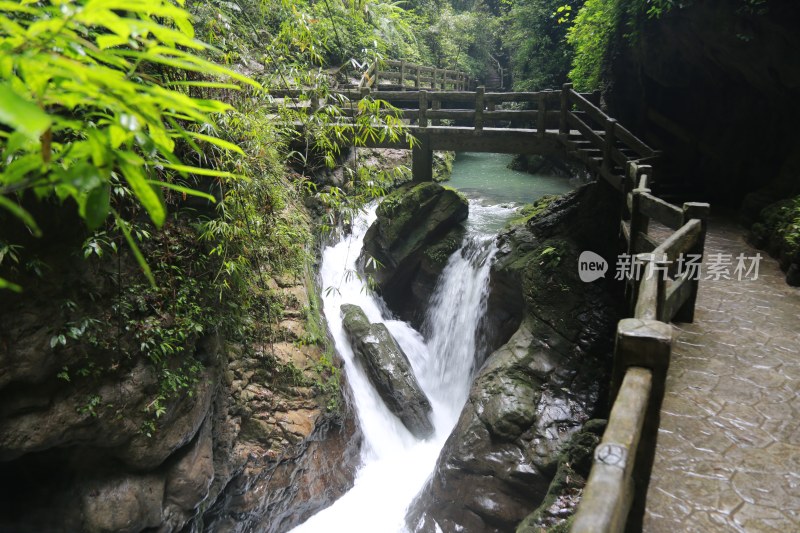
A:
181;131;244;155
162;164;245;180
119;160;166;227
82;184;111;230
0;276;22;293
114;210;155;288
147;180;216;203
0;84;51;140
0;195;42;237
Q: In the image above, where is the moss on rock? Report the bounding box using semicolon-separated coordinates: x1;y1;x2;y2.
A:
516;420;606;532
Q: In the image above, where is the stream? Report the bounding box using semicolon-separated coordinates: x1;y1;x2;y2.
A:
291;153;573;533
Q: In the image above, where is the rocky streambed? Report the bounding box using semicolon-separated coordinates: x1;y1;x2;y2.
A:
295;175;622;532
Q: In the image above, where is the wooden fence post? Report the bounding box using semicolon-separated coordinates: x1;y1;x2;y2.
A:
399;60;406;91
604;118;617;172
627;186;650;311
537;93;547;137
560;83;572;135
414;66;420;89
673;202;710;323
419;90;428;129
475;86;485;132
432;95;441;127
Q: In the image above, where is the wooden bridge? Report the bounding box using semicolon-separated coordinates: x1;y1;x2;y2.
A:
280;81;659;189
279;60;712;532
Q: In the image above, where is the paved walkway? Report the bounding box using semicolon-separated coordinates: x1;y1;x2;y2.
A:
644;219;800;531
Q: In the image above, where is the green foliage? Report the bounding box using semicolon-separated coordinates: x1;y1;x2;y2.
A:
405;2;501;80
566;0;618;91
752;195;800;260
503;0;585;90
0;0;257;288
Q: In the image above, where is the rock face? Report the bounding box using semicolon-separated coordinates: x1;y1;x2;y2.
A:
605;0;800;208
341;304;434;439
361;181;468;325
406;182;621;532
0;264;360;533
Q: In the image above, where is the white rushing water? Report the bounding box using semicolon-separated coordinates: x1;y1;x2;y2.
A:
291;200;505;533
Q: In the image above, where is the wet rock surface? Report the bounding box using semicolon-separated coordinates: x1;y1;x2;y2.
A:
341;304;434;439
407;182;621;532
360;181;468;325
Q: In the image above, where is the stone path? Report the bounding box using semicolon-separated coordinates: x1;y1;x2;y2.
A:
643;219;800;532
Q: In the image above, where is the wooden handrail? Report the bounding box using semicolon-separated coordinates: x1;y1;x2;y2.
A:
364;58;470;91
572;367;653;532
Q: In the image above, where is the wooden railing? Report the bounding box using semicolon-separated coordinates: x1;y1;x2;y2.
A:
571;162;710;533
335;87;561;130
359;59;470;91
560;83;660;190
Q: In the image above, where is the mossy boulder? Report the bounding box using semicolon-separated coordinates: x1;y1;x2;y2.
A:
407;182;621;532
340;304;434;439
360;182;468;325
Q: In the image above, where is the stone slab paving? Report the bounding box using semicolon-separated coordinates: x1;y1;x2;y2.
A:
643;218;800;532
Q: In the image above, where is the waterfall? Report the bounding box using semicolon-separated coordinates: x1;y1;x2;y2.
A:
291;201;498;533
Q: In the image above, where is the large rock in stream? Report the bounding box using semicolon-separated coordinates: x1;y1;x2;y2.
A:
360;182;468;325
406;182;622;532
341;304;434;439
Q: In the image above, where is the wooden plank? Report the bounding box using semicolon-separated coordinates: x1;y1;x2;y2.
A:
638;192;684;230
663;271;693;322
653;218;702;264
424;110;476;121
567;112;605;148
423;127;563;154
379;71;402;80
429;91;477;103
571;367;653;533
484;91;558;104
483;110;538;121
